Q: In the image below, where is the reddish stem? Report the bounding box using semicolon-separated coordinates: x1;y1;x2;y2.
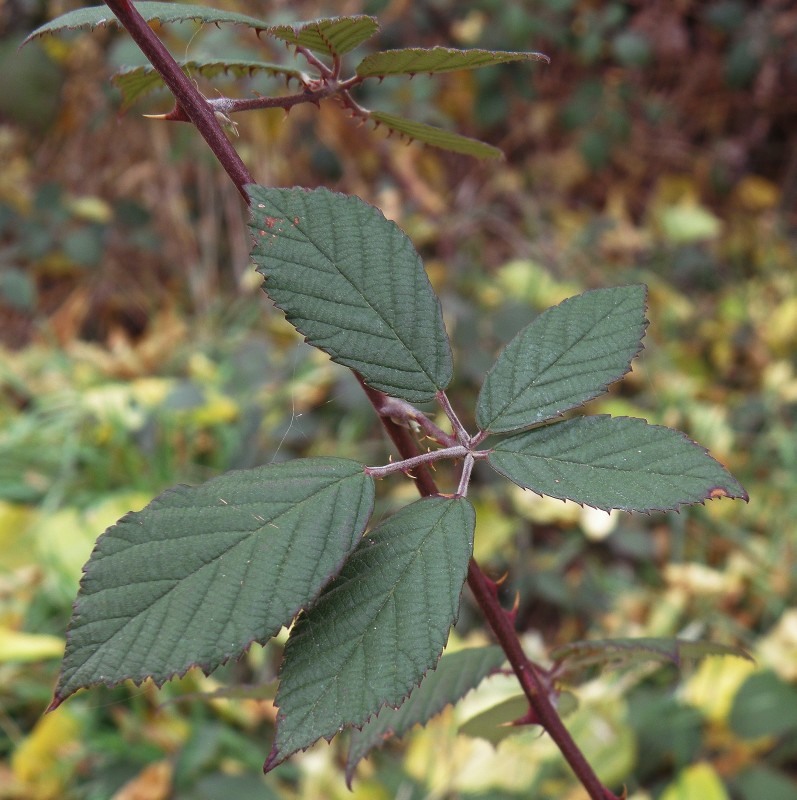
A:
102;0;253;197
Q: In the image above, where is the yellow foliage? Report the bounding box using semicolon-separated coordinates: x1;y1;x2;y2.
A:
660;762;730;800
682;657;756;724
11;710;81;800
733;175;779;211
0;627;63;663
0;502;39;570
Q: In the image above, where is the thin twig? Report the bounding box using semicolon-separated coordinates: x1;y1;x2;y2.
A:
365;445;467;479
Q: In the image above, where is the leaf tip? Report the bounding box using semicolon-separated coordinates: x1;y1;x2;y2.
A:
46;693;65;713
263;745;281;774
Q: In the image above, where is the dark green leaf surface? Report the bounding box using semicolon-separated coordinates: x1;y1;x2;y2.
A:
488;415;748;512
269;16;379;57
51;459;374;707
356;46;549;78
346;645;504;782
248;185;452;402
477;286;648;433
371;111;503;159
551;637;753;678
23;3;269;46
265;496;475;772
113;61;302;111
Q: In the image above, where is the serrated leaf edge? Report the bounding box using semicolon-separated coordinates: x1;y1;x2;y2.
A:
477;285;650;434
50;461;374;710
488;415;749;513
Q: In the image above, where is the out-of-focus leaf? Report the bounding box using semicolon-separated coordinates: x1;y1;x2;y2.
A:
248;185;452;402
355;46;549;78
51;459;374;707
371;111;503;159
488;415;748;512
733;766;797;800
660;763;730;800
658;204;722;244
265;496;474;772
457;694;528;745
269;16;379;57
477;286;648;433
113;61;303;111
22;3;269;46
346;645;505;782
0;628;63;662
11;709;81;789
729;671;797;739
551;637;753;680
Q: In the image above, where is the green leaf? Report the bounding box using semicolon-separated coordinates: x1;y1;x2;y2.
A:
356;46;549;78
488;415;748;512
346;645;504;782
551;637;753;681
733;766;797;800
50;458;374;707
22;3;269;46
265;496;475;772
371;111;503;159
477;286;648;433
248;185;452;403
729;671;797;739
457;694;529;745
269;16;379;57
113;61;303;111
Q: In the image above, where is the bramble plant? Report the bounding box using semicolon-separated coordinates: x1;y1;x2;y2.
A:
24;4;750;798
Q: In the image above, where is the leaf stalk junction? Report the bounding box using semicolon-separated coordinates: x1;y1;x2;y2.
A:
364;391;490;498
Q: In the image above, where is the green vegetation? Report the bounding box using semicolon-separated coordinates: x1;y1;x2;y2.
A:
1;2;796;799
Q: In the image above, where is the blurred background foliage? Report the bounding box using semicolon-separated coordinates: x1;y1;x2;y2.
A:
1;0;796;798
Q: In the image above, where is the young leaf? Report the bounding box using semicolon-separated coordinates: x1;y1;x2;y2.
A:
265;496;475;772
269;16;379;58
346;645;504;783
248;185;452;403
113;61;303;111
22;2;269;47
50;459;374;708
551;637;754;680
371;111;503;159
488;415;748;512
477;286;648;434
356;46;549;78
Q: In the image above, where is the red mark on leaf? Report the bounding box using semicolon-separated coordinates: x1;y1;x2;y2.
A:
709;487;730;499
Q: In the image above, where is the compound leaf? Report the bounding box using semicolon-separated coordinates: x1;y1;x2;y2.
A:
113;60;303;111
248;185;452;402
552;637;753;681
269;16;379;57
371;111;503;159
265;496;475;772
488;415;748;512
23;2;269;46
346;645;504;782
477;286;648;433
50;458;374;708
356;46;549;78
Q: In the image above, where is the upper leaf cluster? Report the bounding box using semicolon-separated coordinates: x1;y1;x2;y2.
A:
23;4;548;159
